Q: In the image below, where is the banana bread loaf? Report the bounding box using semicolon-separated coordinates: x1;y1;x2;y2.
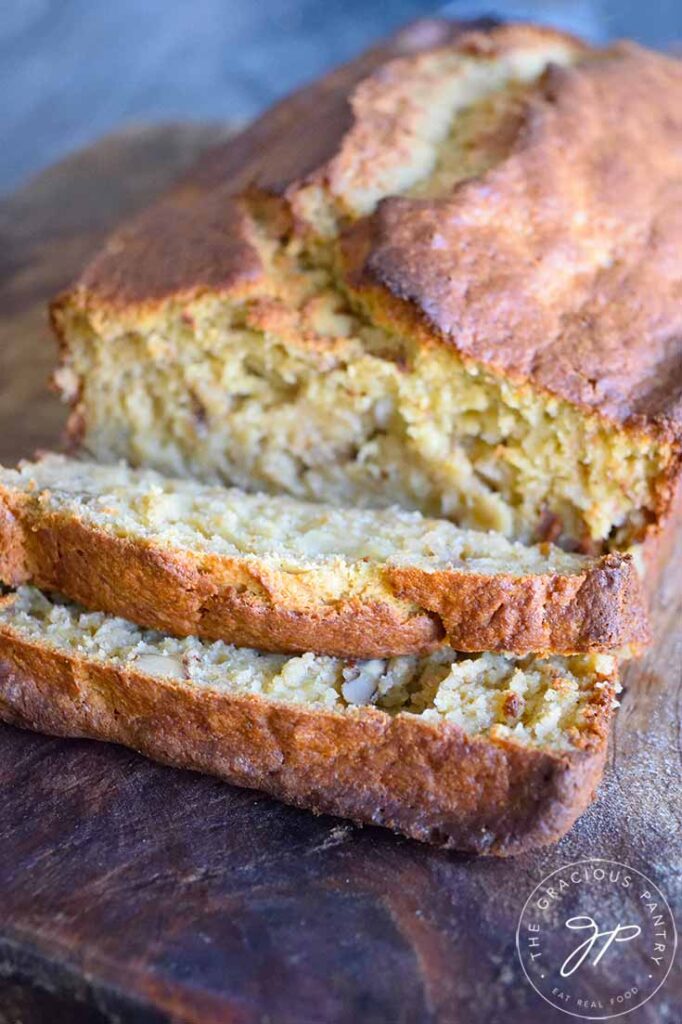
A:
51;21;682;561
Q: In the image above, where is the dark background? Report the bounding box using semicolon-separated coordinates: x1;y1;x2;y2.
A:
3;0;681;194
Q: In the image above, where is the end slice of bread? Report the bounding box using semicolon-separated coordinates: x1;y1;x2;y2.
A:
0;455;649;658
0;586;618;855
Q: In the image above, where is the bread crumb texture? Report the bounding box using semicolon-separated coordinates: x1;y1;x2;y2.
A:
0;587;616;753
0;454;588;575
53;25;681;554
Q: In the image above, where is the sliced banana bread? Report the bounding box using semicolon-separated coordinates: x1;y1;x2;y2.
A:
0;455;648;657
0;586;618;855
52;21;682;560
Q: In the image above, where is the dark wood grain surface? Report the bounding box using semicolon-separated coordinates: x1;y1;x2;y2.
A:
0;126;680;1024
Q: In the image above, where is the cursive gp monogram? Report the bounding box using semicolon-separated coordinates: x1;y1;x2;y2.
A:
560;916;642;977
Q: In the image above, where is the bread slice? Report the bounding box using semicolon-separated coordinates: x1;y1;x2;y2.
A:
0;586;618;855
0;455;648;658
51;21;682;560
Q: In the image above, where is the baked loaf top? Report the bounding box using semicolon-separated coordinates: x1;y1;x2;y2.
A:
0;455;649;657
0;586;617;853
54;20;682;434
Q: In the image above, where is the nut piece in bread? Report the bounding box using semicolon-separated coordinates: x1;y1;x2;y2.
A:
0;587;618;856
0;455;649;657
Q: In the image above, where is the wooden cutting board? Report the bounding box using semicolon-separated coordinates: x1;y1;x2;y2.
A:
0;125;680;1024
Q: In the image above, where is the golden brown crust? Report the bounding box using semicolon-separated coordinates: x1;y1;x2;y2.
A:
0;627;613;855
0;488;649;656
69;195;265;308
386;553;649;655
340;42;682;431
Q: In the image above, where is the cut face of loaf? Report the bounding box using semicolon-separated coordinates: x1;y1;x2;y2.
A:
0;587;618;854
0;455;649;658
52;22;682;555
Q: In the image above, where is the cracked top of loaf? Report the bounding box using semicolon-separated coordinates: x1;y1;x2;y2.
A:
55;19;682;434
